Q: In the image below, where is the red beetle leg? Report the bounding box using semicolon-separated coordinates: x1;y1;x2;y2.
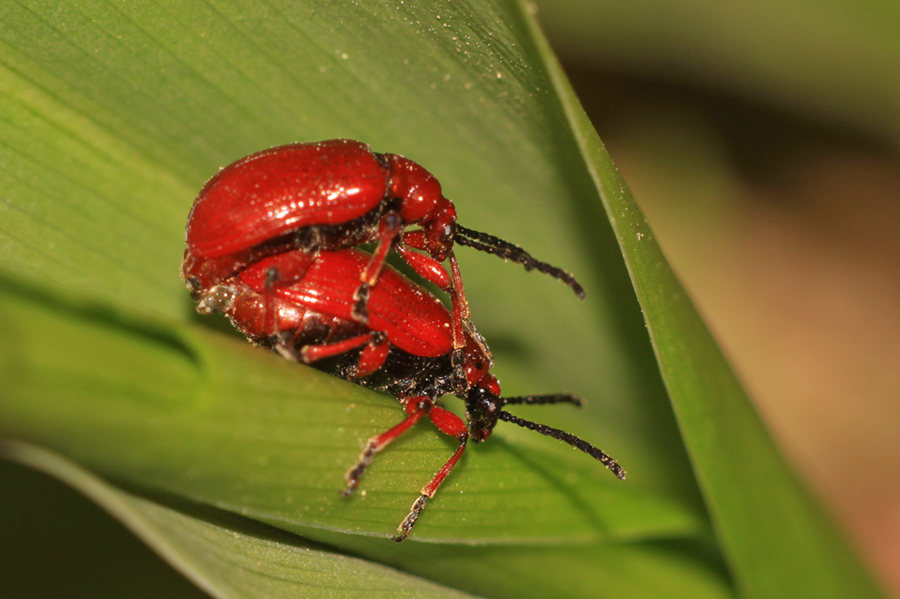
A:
400;229;428;252
300;332;389;379
404;230;470;321
447;251;472;360
392;242;452;290
260;250;320;282
393;405;469;542
352;332;390;378
353;212;404;323
401;232;466;317
301;333;371;362
342;396;432;495
248;250;319;338
447;251;470;320
262;268;279;340
399;233;469;355
392;242;464;362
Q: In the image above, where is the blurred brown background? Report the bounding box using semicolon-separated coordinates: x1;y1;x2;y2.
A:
537;0;900;594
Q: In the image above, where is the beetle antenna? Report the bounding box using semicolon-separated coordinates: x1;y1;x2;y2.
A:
454;225;585;299
497;411;625;480
502;394;583;407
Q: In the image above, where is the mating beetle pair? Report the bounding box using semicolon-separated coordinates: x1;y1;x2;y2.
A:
183;139;584;365
182;139;624;541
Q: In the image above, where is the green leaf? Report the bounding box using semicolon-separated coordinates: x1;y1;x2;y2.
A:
0;1;884;598
1;441;478;599
0;287;696;544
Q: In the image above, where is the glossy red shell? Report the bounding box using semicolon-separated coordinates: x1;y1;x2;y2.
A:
186;139;388;259
239;249;453;358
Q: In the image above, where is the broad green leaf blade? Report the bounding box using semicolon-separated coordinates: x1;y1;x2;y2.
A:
0;285;700;544
329;531;735;599
534;24;888;599
0;441;479;599
0;287;725;599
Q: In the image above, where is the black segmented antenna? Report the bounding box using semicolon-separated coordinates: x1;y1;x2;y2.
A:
454;225;585;299
497;411;625;480
502;393;583;407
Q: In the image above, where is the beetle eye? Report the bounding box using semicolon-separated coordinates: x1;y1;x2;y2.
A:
480;397;498;416
440;222;455;246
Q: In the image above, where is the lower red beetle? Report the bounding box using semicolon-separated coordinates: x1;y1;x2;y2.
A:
197;247;625;541
181;139;585;359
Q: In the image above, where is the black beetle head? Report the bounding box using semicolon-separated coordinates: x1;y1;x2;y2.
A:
465;374;503;443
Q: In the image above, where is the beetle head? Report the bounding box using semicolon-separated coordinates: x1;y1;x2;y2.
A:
386;154;457;261
465;373;503;442
421;198;457;262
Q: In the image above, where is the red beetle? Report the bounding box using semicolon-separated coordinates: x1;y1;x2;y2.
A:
198;247;624;541
182;139;584;357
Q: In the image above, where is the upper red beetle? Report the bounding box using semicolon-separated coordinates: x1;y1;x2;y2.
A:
197;247;624;541
182;139;585;358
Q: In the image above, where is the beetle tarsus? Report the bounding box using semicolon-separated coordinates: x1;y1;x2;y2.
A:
351;284;371;324
342;459;369;496
393;494;428;542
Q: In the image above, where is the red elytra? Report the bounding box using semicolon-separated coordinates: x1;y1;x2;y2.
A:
220;247;459;365
201;247;494;397
199;247;624;541
185;140;445;262
182;139;585;358
184;140;452;279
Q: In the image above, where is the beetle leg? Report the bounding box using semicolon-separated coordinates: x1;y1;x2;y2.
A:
446;251;471;322
252;250;319;339
353;212;404;323
392;241;452;290
446;251;472;388
393;405;469;542
257;249;319;286
299;331;389;378
352;332;390;378
397;236;470;368
342;396;431;495
262;266;280;340
393;241;469;372
300;331;376;370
